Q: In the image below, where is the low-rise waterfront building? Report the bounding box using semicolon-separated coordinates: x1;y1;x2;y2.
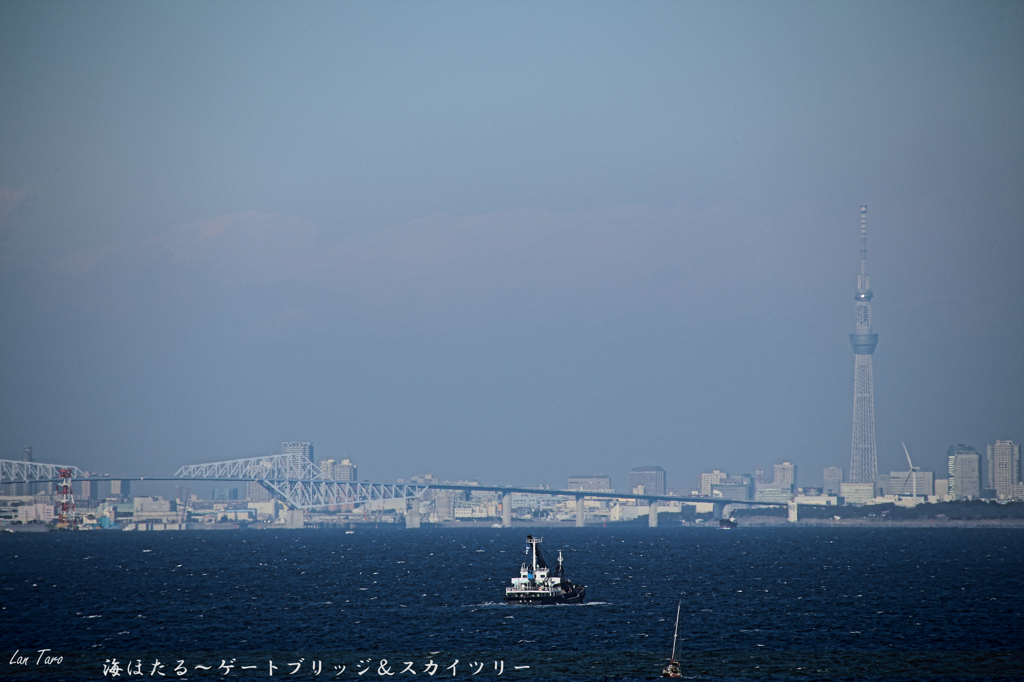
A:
754;487;791;503
568;475;613;492
17;502;55;523
840;482;875;504
888;470;934;497
792;493;838;506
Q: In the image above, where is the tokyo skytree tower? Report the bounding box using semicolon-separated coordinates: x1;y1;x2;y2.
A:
849;206;878;483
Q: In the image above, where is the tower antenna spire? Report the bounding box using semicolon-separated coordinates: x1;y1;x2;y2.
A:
860;205;867;274
850;204;878;485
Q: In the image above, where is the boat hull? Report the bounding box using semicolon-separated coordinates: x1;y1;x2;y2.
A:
504;585;586;605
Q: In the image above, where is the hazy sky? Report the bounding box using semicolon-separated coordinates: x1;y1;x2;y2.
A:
1;1;1022;492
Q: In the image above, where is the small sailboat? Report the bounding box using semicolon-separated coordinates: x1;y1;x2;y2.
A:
661;600;682;678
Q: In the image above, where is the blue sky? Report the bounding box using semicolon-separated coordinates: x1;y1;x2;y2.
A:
1;1;1021;491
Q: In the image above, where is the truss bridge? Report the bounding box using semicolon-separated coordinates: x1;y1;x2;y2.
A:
174;454;427;510
0;459;86;485
1;455;786;526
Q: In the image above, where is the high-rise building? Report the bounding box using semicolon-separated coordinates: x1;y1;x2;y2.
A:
246;459;273;502
773;462;797;490
987;440;1021;499
568;475;613;492
317;457;356;481
110;479;131;498
79;473;97;502
248;481;271;503
823;467;844;495
280;442;314;481
700;470;727;497
282;442;314;462
947;445;980;500
712;474;753;501
755;465;793;501
213;488;239;501
334;459;357;481
849;206;879;484
629;466;666;496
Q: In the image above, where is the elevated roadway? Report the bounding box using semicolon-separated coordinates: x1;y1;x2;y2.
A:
1;456;787;527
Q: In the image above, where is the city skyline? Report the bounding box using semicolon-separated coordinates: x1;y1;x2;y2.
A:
8;439;1022;520
0;3;1021;491
7;438;1020;500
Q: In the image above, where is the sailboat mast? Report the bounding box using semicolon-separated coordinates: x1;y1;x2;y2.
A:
671;600;681;661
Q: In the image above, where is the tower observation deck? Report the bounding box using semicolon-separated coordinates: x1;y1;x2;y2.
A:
849;206;878;484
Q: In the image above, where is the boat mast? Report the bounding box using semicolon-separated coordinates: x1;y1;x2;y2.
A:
526;535;542;574
671;600;681;661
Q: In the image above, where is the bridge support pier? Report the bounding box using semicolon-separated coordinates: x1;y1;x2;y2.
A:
713;502;726;520
502;493;512;528
284;509;304;529
576;496;585;527
407;498;420;529
648;500;658;527
788;499;798;523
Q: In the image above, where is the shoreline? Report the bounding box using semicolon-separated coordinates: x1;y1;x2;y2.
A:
6;518;1024;533
737;516;1024;528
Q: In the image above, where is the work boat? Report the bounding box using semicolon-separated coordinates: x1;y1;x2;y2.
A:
504;535;586;604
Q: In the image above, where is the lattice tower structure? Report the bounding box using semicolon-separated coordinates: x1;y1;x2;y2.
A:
57;468;76;529
850;206;879;484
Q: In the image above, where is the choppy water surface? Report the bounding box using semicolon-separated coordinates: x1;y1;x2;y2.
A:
2;527;1022;681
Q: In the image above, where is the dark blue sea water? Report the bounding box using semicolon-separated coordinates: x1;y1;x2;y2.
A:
2;527;1022;681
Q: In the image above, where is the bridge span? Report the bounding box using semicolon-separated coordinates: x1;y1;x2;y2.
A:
1;456;786;527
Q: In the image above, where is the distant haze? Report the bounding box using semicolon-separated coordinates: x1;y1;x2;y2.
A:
1;1;1021;491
